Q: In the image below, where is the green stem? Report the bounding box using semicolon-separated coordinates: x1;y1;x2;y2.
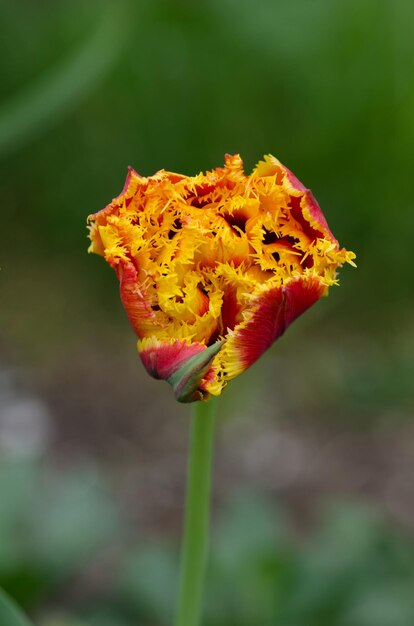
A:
175;398;217;626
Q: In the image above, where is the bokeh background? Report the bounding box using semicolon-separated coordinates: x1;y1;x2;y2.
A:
1;1;414;625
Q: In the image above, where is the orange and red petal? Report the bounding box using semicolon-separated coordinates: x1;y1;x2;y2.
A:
89;167;143;226
253;155;336;243
283;276;328;327
138;337;207;381
231;277;327;371
282;164;336;241
118;262;155;337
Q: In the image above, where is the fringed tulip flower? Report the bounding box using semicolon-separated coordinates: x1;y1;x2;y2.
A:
88;154;355;402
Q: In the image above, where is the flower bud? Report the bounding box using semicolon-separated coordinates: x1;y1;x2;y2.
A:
88;154;355;402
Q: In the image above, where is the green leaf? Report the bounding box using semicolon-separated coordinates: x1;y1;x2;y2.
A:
0;588;33;626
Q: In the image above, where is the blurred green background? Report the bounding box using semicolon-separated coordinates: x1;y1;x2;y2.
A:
1;1;414;624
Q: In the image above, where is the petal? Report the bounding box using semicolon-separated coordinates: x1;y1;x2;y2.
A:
88;167;144;255
89;167;143;227
283;276;328;328
216;276;327;378
253;154;336;242
283;165;335;241
118;261;156;337
138;337;206;379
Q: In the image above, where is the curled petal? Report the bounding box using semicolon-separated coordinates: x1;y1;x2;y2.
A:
253;154;335;241
283;165;334;240
234;277;326;368
282;276;327;328
206;277;327;394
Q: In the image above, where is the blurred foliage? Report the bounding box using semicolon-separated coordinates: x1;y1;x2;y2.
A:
0;587;33;626
0;4;127;158
1;0;414;318
1;458;414;626
0;460;117;608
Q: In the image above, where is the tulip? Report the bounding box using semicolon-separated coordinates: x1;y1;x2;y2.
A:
88;154;355;626
88;154;355;402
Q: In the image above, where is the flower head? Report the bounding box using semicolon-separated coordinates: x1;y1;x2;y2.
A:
88;154;355;402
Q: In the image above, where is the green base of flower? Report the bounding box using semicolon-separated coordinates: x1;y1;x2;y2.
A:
168;341;225;403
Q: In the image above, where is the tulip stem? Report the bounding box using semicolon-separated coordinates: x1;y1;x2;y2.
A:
175;397;217;626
